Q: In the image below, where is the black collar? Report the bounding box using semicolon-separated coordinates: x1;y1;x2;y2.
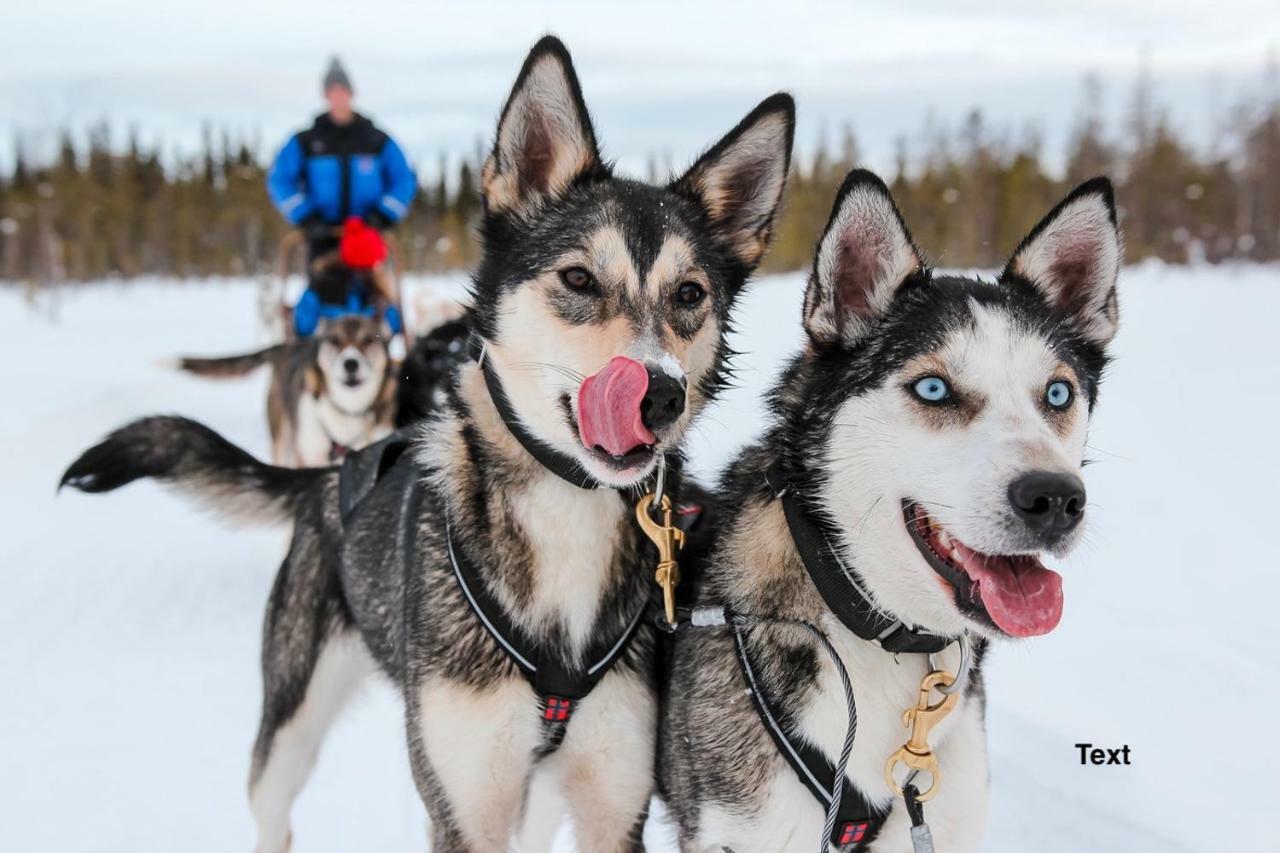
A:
469;335;604;490
766;461;954;655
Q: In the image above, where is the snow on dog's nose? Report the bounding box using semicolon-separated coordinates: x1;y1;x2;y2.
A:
578;356;655;457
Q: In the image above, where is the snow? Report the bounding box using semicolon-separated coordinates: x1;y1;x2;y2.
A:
3;264;1275;852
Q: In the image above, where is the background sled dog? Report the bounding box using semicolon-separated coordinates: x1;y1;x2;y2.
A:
177;313;396;466
62;36;793;853
659;170;1122;852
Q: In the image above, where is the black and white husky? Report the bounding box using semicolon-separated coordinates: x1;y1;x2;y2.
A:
60;37;794;853
659;170;1122;852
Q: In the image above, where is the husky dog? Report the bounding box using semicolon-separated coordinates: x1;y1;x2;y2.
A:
62;37;794;853
659;170;1122;852
177;313;396;465
394;316;471;427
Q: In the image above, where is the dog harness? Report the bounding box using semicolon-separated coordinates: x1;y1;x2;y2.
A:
706;464;959;851
443;510;650;752
730;619;888;852
339;436;653;754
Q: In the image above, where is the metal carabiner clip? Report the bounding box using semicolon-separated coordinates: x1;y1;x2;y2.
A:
884;670;958;802
635;492;684;628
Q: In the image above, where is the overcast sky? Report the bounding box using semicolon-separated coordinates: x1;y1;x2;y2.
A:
1;1;1276;177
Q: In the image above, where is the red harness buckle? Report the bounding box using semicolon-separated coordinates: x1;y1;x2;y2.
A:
543;695;573;723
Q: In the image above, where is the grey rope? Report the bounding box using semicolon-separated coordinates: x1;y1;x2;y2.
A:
732;612;858;853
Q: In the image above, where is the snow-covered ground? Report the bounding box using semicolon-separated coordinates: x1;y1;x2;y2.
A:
2;265;1275;852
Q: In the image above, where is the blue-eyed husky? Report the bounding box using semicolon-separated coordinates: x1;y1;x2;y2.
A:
660;169;1122;852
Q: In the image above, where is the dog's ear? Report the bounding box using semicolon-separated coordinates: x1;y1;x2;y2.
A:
671;93;795;273
482;36;605;217
1002;177;1122;345
803;169;923;348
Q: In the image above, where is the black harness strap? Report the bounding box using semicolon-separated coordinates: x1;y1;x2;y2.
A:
468;334;603;490
730;621;888;852
444;514;648;752
766;462;953;655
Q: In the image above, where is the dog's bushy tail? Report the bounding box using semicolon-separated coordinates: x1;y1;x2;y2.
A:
59;416;321;526
174;345;282;379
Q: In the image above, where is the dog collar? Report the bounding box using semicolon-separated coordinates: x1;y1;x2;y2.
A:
766;461;954;655
468;334;605;490
468;334;680;495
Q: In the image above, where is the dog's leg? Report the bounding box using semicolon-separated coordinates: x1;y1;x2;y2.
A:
249;629;371;853
556;672;655;853
247;545;371;853
407;676;541;852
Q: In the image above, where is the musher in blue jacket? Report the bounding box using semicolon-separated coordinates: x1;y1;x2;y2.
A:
268;58;415;336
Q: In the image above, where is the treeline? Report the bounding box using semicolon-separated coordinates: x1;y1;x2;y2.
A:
2;76;1278;283
765;75;1280;271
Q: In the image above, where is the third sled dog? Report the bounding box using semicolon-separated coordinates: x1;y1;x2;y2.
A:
178;313;396;466
62;36;794;853
660;170;1122;852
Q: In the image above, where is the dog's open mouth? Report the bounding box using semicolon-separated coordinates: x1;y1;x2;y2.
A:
902;501;1063;637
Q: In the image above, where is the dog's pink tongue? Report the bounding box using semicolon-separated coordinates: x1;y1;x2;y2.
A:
578;356;655;457
955;544;1063;637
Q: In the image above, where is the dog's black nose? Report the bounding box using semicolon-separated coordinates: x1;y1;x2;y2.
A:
1008;471;1086;535
640;370;686;433
343;358;360;374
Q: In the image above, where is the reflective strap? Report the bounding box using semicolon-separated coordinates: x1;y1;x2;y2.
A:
586;599;647;677
445;520;537;673
280;193;306;214
380;194;407;217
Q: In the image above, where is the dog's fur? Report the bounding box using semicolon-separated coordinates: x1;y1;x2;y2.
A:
63;37;794;852
177;313;397;466
659;170;1122;852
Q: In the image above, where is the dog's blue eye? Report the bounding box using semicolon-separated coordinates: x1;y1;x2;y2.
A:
1046;380;1073;409
912;376;951;403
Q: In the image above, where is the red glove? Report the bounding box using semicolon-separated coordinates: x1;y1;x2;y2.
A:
339;216;388;269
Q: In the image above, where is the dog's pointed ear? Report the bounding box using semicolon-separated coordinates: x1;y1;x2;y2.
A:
670;93;795;273
803;169;923;348
482;36;605;217
1002;177;1122;345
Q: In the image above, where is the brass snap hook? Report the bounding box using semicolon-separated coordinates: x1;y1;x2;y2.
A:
884;670;957;802
636;493;684;628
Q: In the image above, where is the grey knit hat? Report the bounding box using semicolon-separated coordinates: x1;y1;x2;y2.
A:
323;57;352;94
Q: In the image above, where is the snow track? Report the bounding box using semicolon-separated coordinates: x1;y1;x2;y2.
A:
3;266;1273;851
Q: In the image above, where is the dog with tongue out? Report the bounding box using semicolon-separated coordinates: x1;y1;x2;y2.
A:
58;37;797;853
660;169;1124;853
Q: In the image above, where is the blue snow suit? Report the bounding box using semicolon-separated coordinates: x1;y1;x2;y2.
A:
268;112;416;227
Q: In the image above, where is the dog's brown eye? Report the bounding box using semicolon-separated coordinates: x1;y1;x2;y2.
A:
676;282;705;306
560;267;596;292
